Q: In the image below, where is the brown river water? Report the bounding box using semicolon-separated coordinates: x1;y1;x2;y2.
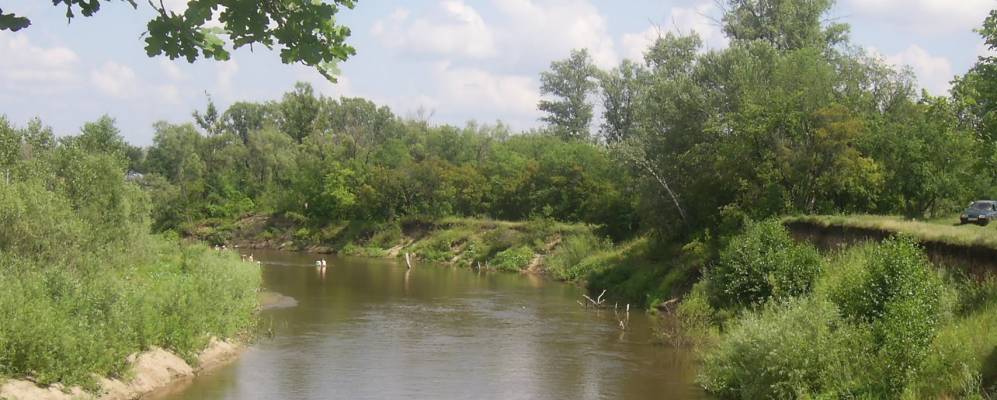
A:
156;249;704;400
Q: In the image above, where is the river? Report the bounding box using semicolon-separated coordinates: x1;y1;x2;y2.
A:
155;249;704;400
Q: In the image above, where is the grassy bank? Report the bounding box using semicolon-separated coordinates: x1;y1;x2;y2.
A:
785;214;997;250
686;219;997;398
0;173;261;391
0;234;260;390
195;214;702;308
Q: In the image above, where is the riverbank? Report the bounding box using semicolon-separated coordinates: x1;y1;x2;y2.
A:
194;214;703;308
682;219;997;398
0;339;241;400
0;235;261;397
784;214;997;274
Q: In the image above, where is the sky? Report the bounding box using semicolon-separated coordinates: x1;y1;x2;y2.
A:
1;0;995;146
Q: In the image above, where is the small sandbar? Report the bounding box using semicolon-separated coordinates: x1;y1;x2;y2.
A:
259;291;298;310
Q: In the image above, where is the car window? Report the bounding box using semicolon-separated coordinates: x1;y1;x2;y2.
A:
972;202;991;210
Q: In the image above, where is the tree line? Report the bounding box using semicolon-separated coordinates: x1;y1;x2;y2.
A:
8;1;994;248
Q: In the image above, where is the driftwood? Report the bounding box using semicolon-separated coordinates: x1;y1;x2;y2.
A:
657;298;680;314
405;252;413;270
581;289;607;307
579;290;630;331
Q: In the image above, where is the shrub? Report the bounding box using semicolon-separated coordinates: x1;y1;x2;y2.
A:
490;245;534;272
546;232;611;281
369;223;402;248
670;281;720;347
699;298;877;399
911;302;997;398
828;236;944;393
481;227;523;257
710;219;823;307
0;240;260;388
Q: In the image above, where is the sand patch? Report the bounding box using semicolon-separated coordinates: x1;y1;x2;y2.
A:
0;339;241;400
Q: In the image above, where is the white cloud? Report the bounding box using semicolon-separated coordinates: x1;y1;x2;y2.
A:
216;60;239;97
845;0;992;33
881;45;955;94
156;84;182;104
91;61;139;98
431;61;541;116
621;1;727;62
494;0;618;68
0;34;80;93
371;1;496;59
159;59;188;81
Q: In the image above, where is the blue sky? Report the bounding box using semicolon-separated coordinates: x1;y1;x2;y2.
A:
1;0;994;145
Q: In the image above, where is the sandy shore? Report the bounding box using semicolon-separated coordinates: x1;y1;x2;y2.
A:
0;338;242;400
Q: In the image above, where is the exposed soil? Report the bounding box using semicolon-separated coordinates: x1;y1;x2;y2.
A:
785;220;997;277
0;339;242;400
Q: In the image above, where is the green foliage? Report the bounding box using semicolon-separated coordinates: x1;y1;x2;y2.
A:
490;245;534;272
700;237;992;399
710;219;823;307
827;237;944;392
699;298;877;399
0;118;260;388
0;240;260;388
545;232;612;281
137;84;637;242
538;49;600;140
908;302;997;398
721;0;848;51
369;223;403;249
584;239;701;307
1;0;358;80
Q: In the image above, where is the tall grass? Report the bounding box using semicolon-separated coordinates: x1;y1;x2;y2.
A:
0;177;260;389
0;238;260;389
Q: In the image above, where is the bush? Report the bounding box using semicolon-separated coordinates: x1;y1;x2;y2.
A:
699;298;877;399
369;223;402;248
0;240;260;388
490;245;534;272
911;302;997;398
710;219;823;307
828;236;944;393
546;232;611;281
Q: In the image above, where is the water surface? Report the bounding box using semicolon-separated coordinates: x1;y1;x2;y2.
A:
157;249;703;400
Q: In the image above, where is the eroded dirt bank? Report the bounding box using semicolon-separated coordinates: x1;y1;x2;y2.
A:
785;220;997;276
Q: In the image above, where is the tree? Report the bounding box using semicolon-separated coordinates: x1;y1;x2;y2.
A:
953;9;997;143
221;101;275;146
279;82;320;144
0;0;357;80
538;49;600;140
721;0;848;51
600;59;647;143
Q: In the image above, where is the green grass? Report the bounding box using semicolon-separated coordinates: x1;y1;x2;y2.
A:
0;237;261;389
785;214;997;250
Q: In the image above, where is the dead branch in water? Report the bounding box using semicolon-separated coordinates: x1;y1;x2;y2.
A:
582;289;608;307
405;253;413;270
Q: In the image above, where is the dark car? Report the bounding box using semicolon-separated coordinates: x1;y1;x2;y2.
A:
960;200;997;226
